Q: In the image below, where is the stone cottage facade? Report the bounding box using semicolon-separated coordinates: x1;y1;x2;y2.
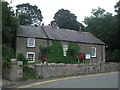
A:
16;25;105;63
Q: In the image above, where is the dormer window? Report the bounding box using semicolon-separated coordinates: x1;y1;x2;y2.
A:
27;38;35;47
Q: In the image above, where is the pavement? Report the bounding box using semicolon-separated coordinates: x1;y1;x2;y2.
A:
2;79;15;88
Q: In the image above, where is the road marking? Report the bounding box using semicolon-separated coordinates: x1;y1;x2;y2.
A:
18;72;118;88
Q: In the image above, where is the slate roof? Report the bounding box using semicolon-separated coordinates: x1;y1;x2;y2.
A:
17;25;47;38
17;25;105;45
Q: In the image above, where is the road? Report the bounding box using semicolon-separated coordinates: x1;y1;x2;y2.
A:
6;72;119;88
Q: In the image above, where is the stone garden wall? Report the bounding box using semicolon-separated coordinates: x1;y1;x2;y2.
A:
2;59;23;81
2;60;119;81
34;62;119;78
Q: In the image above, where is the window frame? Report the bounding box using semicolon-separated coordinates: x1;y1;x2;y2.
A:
91;47;96;57
27;38;35;47
26;52;35;63
63;45;68;56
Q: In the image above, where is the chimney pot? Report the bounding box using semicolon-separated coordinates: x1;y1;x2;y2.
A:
52;23;59;29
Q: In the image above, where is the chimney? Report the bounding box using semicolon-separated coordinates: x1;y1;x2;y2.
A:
52;22;59;29
79;27;83;32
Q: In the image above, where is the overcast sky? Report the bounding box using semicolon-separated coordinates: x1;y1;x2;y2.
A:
5;0;118;25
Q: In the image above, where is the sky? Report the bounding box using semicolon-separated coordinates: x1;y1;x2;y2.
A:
5;0;118;25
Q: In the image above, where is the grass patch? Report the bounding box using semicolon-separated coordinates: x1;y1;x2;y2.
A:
19;68;36;81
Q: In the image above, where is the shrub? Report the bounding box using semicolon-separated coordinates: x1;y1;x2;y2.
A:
2;44;14;68
48;41;64;63
17;53;28;65
38;45;51;63
19;68;36;81
2;57;11;68
67;42;80;63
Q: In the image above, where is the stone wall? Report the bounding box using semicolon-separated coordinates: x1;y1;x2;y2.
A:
34;62;119;79
2;59;23;81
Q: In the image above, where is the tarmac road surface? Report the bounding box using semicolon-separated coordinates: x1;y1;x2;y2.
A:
5;72;119;88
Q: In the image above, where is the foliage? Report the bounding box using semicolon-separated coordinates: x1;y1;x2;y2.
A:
67;42;80;63
48;41;64;63
51;9;85;31
106;49;120;62
38;45;51;63
114;1;120;50
84;7;119;62
16;3;43;26
17;53;28;65
19;68;36;81
18;13;32;25
114;1;120;15
2;44;15;59
2;57;11;68
2;2;18;45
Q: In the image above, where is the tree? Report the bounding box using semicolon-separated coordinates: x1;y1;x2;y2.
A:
114;1;120;49
84;7;119;62
84;7;118;49
2;2;18;60
2;2;18;45
67;42;80;63
114;1;120;15
16;3;43;26
51;9;83;31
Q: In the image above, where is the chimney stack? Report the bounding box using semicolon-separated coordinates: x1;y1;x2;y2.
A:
52;22;59;29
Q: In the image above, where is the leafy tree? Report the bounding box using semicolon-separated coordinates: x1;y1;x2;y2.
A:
2;2;18;46
2;44;15;60
16;3;43;26
84;7;119;62
114;1;120;49
51;9;84;31
67;42;80;63
84;7;118;49
114;1;120;15
38;45;51;63
49;41;64;63
2;2;18;61
18;13;32;25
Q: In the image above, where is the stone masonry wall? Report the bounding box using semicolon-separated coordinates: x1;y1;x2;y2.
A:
2;59;23;81
34;62;119;79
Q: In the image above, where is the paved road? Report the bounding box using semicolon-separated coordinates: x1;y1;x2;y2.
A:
6;72;119;88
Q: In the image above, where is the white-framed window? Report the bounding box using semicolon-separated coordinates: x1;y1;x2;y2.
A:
26;52;35;63
63;45;68;56
91;47;96;57
27;38;35;47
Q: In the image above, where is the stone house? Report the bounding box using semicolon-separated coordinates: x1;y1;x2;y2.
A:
16;25;105;63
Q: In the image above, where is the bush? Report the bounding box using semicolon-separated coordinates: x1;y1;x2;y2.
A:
2;44;14;68
48;41;64;63
39;45;51;63
17;53;28;65
2;57;11;68
19;68;36;81
67;42;80;63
